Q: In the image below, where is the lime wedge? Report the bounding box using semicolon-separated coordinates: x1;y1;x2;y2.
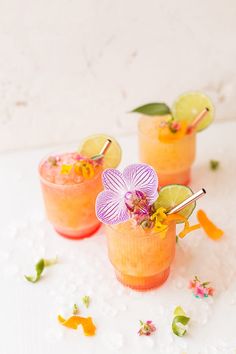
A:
78;134;122;169
154;184;196;222
172;92;214;132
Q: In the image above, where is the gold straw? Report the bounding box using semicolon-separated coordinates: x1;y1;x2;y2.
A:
166;188;206;215
99;139;112;156
91;139;112;160
187;108;209;134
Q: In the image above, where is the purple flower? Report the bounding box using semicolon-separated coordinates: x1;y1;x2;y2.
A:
96;164;158;225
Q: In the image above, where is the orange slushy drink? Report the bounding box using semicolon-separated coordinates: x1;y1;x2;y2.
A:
39;134;122;239
138;115;196;186
133;92;214;187
96;163;199;290
106;219;176;290
39;152;103;239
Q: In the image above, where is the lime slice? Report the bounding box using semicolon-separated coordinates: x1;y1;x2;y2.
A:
172;92;214;132
78;134;122;169
154;184;195;223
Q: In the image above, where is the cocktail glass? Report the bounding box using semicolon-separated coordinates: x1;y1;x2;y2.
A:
39;155;103;239
106;219;176;290
138;115;196;186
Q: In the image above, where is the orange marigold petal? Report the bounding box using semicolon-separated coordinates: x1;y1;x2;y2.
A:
79;317;96;336
58;315;96;335
166;213;201;239
58;315;81;329
158;122;187;143
197;209;224;240
179;223;201;239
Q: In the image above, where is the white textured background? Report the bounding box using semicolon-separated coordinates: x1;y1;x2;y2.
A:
0;0;236;152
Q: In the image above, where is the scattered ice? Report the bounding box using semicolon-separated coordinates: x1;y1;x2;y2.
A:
101;303;118;317
102;331;124;350
229;295;236;305
206;296;214;305
97;273;104;281
99;285;114;300
55;295;65;305
201;317;208;325
174;276;185;289
49;290;56;297
178;340;188;350
179;266;186;274
117;303;127;312
116;287;125;296
8;225;18;240
0;250;10;262
66;283;77;294
25;239;34;248
37;245;46;255
190;301;211;325
144;336;154;348
157;305;165;316
45;327;63;341
3;263;19;277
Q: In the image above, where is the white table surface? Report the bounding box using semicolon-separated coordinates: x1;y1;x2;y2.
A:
0;122;236;354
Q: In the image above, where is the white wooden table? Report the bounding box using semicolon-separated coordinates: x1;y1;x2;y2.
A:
0;122;236;354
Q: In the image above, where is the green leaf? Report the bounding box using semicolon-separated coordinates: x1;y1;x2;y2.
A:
25;257;57;283
44;256;57;267
210;160;219;171
131;102;171;116
73;303;79;315
172;315;190;337
172;306;190;337
202;281;210;287
25;259;45;283
173;306;187;317
82;295;90;308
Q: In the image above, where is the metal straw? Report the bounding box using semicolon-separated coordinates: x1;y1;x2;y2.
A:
187;108;209;134
99;139;112;156
91;139;112;161
166;188;206;215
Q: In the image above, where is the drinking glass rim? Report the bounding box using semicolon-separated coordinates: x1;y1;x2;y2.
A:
105;220;175;238
138;116;196;139
38;152;103;189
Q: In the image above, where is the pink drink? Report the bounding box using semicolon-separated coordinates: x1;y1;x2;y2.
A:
39;152;103;239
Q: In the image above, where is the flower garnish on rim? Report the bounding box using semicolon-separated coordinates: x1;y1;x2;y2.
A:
96;164;158;225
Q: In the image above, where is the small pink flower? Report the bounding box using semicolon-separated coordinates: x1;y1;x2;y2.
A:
138;320;156;336
189;276;215;298
194;285;205;298
171;121;181;130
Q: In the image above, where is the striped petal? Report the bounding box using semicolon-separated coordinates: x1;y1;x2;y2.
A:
123;163;158;204
96;190;130;225
102;169;127;194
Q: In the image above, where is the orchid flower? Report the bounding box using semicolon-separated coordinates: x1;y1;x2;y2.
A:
96;164;158;225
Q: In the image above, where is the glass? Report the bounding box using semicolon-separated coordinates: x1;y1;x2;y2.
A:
105;220;176;290
39;156;103;239
138;115;196;186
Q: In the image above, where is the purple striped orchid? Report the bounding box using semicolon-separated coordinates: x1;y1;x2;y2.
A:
96;164;158;225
